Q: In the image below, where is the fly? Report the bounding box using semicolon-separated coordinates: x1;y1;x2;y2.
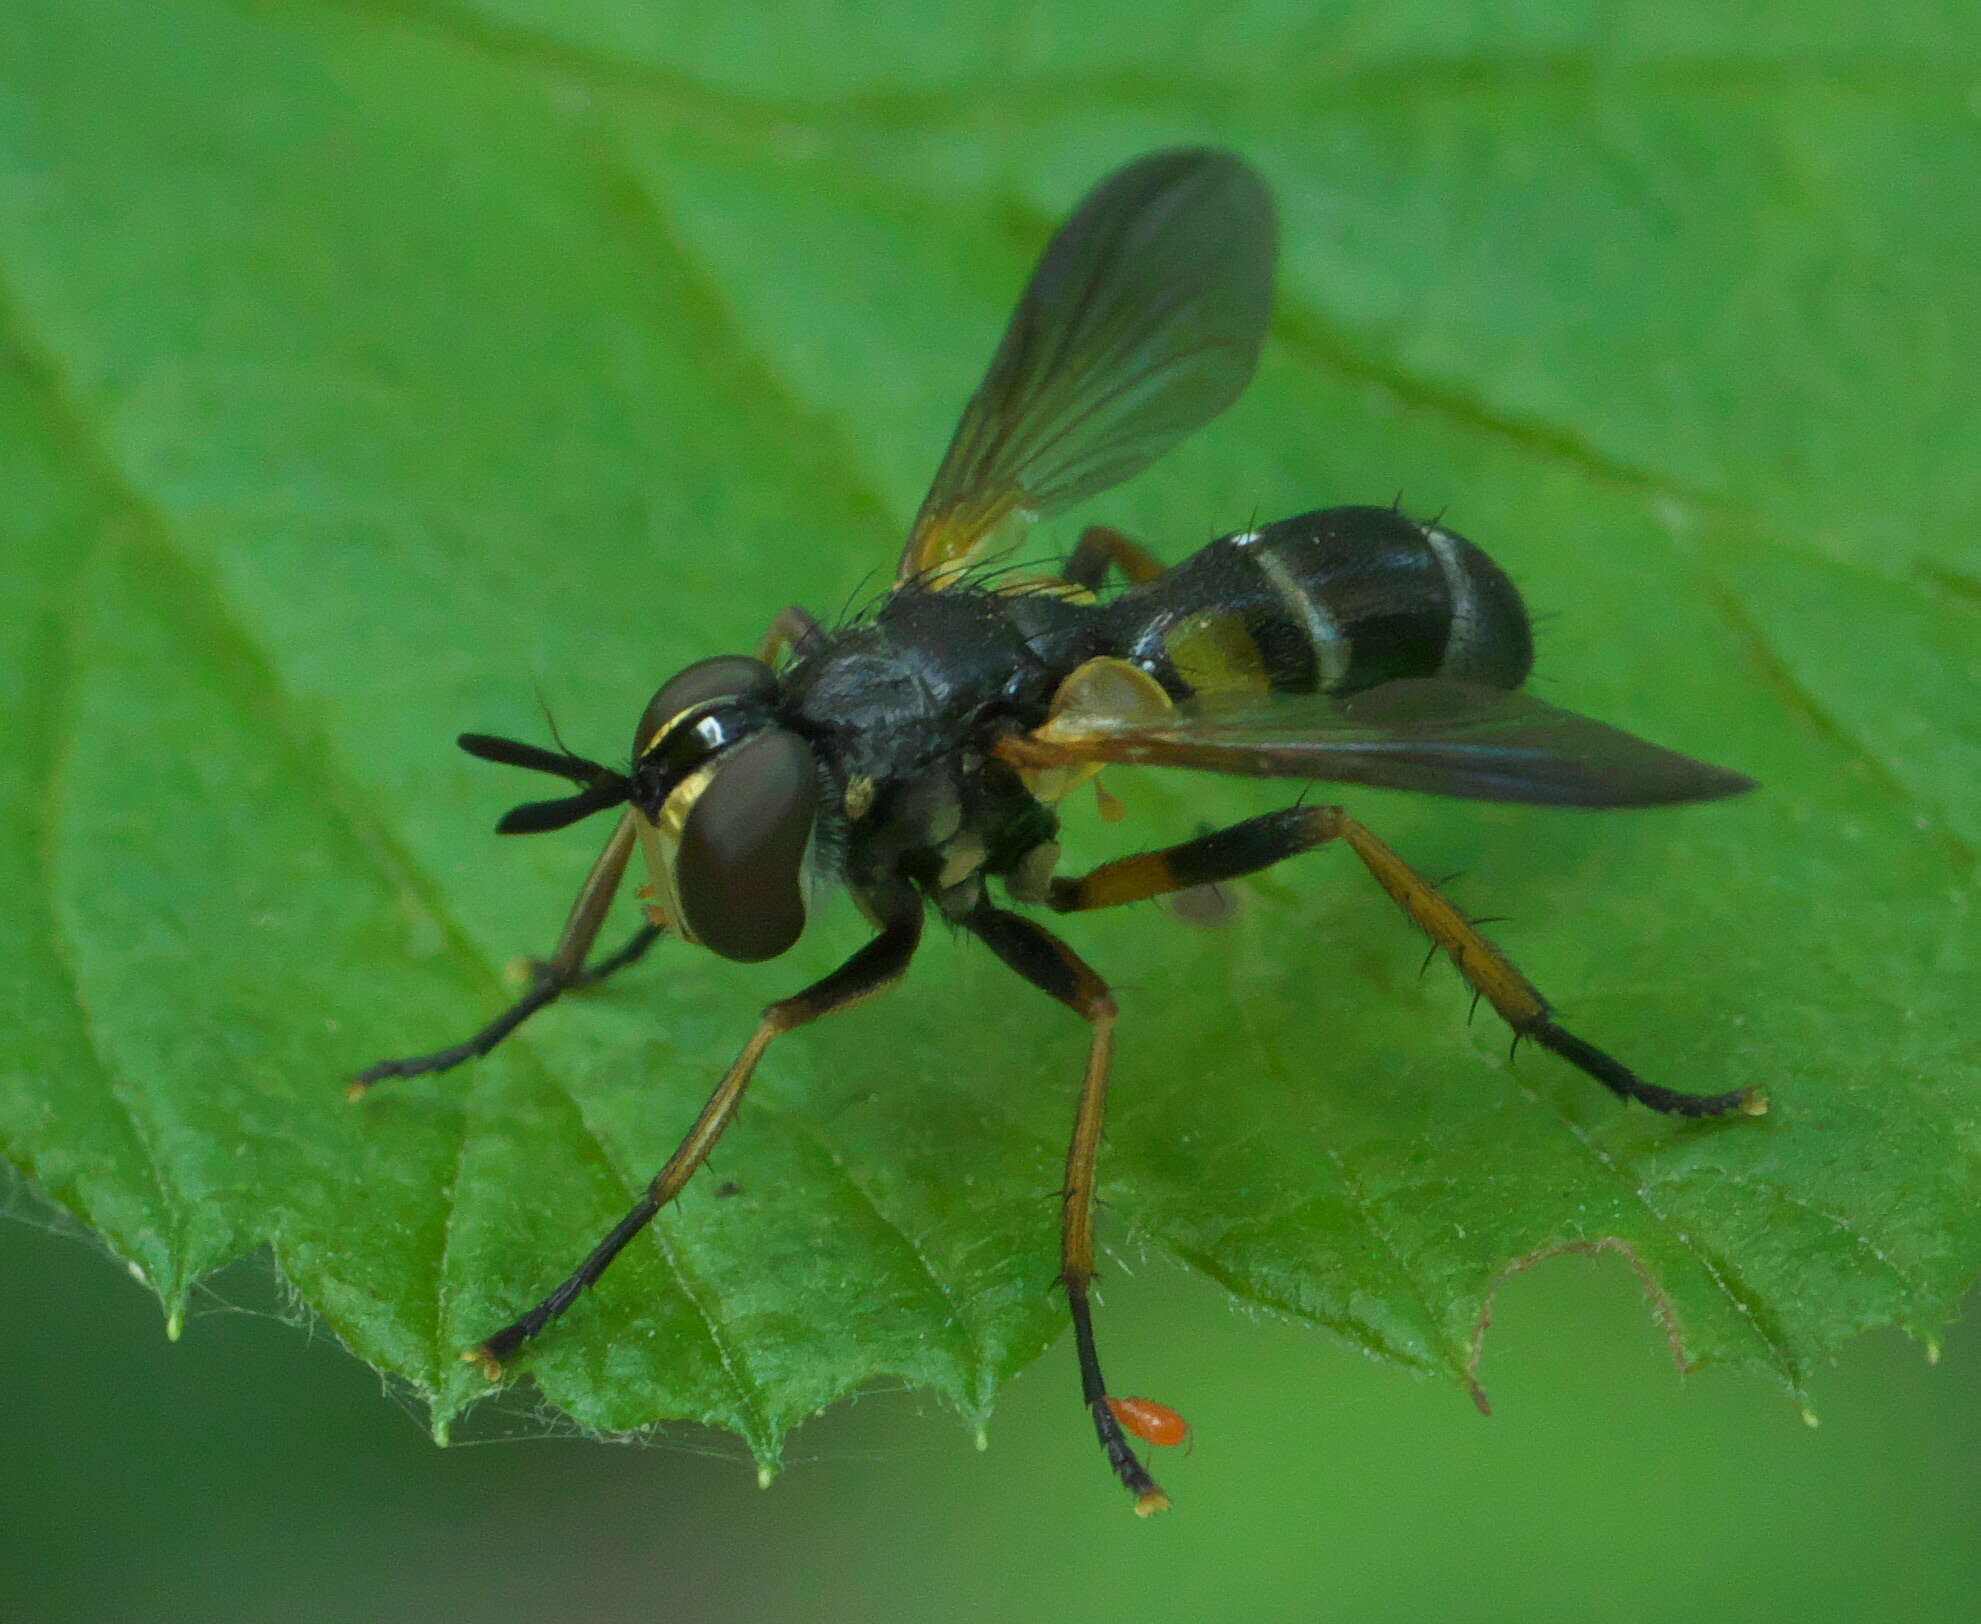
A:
353;149;1764;1515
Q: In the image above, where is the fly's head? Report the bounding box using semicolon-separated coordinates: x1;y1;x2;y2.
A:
627;656;819;963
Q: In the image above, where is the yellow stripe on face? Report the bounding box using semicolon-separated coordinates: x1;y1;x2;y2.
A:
637;701;707;759
634;760;718;949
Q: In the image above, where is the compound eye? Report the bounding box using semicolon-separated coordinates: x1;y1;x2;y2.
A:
634;655;777;759
675;728;818;962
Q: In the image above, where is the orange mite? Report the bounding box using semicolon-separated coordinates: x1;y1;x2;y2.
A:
1106;1395;1192;1451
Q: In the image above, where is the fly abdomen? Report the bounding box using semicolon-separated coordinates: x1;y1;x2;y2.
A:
1102;506;1533;701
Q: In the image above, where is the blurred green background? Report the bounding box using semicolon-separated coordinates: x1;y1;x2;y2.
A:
9;1201;1979;1623
6;0;1980;1618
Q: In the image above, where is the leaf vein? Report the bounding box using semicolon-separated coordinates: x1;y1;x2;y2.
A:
754;1097;989;1409
34;549;191;1281
0;281;197;1293
0;242;771;1434
1229;977;1470;1377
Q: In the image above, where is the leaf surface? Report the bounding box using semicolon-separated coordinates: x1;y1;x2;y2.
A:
2;0;1976;1463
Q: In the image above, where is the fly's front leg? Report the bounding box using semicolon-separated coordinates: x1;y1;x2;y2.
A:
1035;807;1764;1119
965;900;1170;1516
1063;525;1166;591
552;921;665;991
352;811;658;1094
467;897;923;1376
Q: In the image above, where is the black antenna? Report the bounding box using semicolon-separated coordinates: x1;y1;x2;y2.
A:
456;733;632;835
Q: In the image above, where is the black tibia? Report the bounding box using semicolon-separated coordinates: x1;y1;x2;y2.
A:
1063;524;1167;591
965;900;1170;1515
352;813;651;1092
1043;807;1763;1121
467;897;924;1375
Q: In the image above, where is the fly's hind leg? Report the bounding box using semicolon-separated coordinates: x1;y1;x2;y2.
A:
352;811;660;1094
965;899;1171;1516
1030;807;1765;1119
1063;525;1167;591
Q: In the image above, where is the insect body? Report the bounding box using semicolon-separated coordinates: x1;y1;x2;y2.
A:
355;149;1762;1516
1107;1395;1193;1453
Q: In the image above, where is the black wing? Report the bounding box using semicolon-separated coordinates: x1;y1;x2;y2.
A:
900;149;1276;585
997;678;1757;808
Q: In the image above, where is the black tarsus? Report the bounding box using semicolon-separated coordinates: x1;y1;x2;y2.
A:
351;925;662;1088
354;975;563;1088
566;924;664;989
1526;1020;1759;1119
474;1197;662;1367
1068;1285;1167;1510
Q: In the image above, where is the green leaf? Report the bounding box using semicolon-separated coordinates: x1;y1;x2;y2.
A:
2;0;1977;1475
